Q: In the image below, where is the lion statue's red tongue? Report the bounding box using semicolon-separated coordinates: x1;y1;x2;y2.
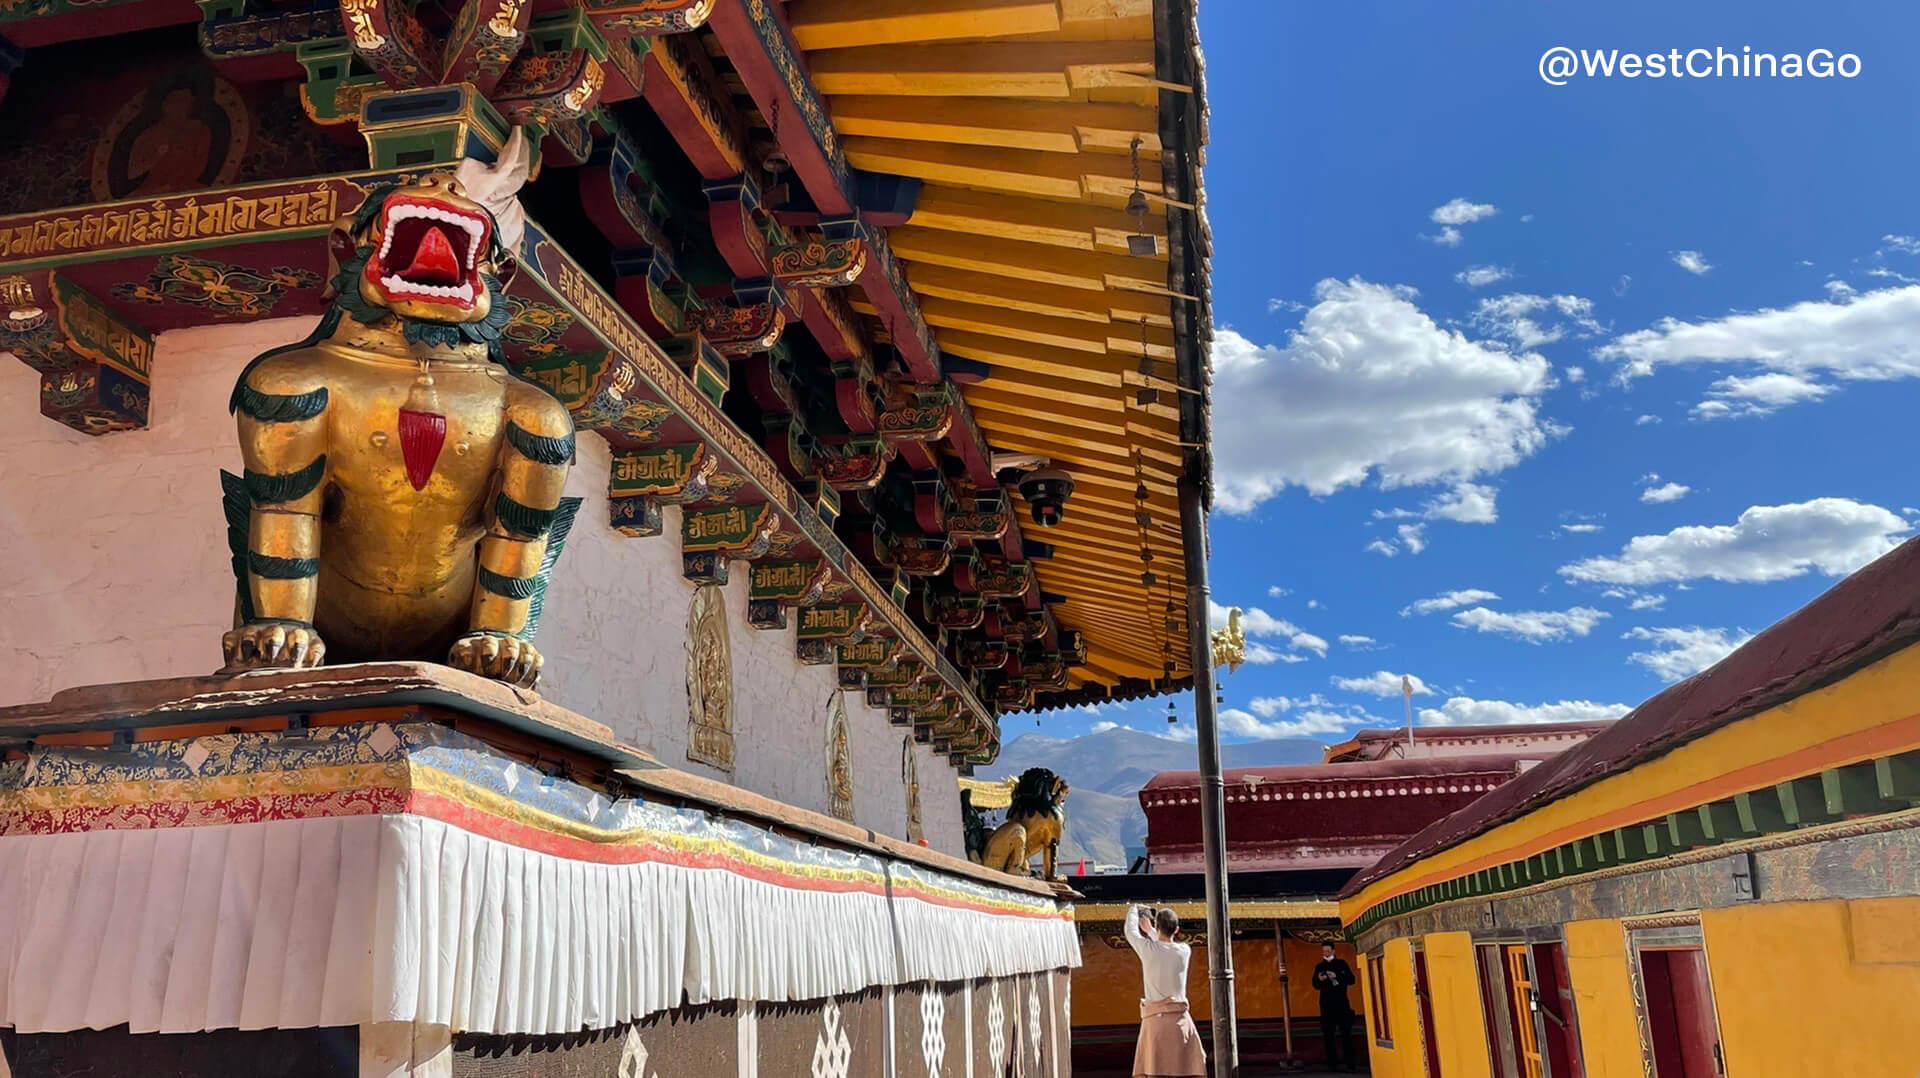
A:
400;225;462;285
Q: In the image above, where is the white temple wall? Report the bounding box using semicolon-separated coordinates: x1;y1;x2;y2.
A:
0;316;964;855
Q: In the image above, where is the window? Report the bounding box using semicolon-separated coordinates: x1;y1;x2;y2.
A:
1366;948;1393;1045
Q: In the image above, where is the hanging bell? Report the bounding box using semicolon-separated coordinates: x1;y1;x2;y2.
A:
1127;187;1150;219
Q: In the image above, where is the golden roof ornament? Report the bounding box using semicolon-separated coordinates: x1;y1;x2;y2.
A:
1210;606;1246;672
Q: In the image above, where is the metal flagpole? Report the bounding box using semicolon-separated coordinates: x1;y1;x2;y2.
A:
1180;475;1238;1074
1402;674;1416;751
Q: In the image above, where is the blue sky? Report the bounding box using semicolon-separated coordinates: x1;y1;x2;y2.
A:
1048;1;1920;746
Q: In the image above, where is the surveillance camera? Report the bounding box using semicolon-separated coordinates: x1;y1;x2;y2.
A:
1018;466;1075;528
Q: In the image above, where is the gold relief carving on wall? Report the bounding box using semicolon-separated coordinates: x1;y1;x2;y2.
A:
902;736;925;843
686;584;735;772
826;691;854;822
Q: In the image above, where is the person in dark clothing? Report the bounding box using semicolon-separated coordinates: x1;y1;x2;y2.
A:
1313;943;1359;1070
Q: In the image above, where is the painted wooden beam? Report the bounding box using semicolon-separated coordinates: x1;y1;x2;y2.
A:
843;136;1163;205
909;185;1167;253
806;40;1152;98
787;0;1060;51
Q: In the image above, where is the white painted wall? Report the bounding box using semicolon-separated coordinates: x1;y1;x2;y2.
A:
0;317;963;854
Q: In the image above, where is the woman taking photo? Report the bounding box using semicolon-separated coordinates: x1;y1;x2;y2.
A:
1123;905;1207;1077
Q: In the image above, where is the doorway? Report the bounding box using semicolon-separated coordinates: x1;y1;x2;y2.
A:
1503;945;1545;1078
1412;947;1444;1078
1638;946;1723;1078
1531;942;1585;1078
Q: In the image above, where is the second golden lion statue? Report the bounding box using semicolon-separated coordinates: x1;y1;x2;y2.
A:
980;767;1070;879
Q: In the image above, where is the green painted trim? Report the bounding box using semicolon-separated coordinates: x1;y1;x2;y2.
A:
1349;748;1920;935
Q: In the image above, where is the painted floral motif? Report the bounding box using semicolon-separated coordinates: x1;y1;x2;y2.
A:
112;254;321;317
498;295;575;355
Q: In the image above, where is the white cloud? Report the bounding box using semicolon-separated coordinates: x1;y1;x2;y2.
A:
1244;642;1306;665
1332;671;1434;697
1338;634;1378;648
1422;483;1500;524
1366;539;1400;558
1267;297;1306;314
1470;293;1602;350
1431;198;1497;226
1427;226;1463;247
1209;601;1328;659
1564;366;1587;383
1691;372;1834;420
1614;275;1633;297
1419;696;1631;727
1397;523;1429;554
1560;523;1603;534
1307;599;1322;609
1266;585;1290;598
1825;279;1857;302
1869;267;1919;285
1520;213;1535;223
1882;234;1920;256
1635;414;1662;426
1089;720;1120;733
1624;626;1754;681
1640;482;1691;504
1220;707;1358;740
1598;286;1920;401
1672;250;1713;275
1402;588;1500;616
1451;605;1610;643
1455;265;1512;289
1560;498;1910;586
1211;280;1556;513
1629;593;1667;610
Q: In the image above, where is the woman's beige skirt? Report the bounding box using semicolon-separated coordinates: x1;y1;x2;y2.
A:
1133;998;1207;1076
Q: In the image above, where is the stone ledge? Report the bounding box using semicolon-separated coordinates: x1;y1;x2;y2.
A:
0;662;1062;900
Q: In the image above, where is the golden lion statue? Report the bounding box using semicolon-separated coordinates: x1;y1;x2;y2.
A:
219;129;580;688
981;767;1070;878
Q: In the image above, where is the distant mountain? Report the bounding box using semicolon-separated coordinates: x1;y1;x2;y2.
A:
977;727;1325;869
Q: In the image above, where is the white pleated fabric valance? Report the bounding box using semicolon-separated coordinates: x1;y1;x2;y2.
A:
0;722;1077;1037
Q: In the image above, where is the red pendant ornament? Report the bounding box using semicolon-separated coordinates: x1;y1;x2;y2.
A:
398;369;446;491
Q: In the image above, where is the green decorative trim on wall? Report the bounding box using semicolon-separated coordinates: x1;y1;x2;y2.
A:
1349;747;1920;937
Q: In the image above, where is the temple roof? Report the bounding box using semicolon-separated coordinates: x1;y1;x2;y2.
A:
774;0;1214;701
1341;534;1920;898
1141;753;1544;793
1320;720;1614;762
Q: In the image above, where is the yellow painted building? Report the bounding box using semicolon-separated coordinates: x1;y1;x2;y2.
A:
1341;535;1920;1078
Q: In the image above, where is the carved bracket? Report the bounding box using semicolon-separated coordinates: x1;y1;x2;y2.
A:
745;556;829;629
681;502;776;584
1;273;151;435
770;232;867;288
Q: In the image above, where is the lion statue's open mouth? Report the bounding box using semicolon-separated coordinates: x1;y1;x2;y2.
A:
360;187;496;319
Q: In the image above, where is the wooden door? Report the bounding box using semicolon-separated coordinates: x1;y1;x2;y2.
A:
1532;942;1586;1078
1504;945;1545;1078
1413;948;1443;1078
1640;946;1723;1078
